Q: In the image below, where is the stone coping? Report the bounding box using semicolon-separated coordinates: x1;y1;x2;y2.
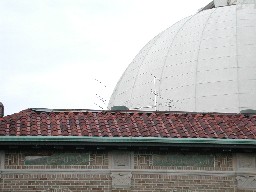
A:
1;169;256;176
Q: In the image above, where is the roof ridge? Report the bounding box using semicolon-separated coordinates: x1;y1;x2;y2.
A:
28;108;253;116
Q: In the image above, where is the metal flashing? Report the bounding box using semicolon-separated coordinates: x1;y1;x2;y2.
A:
0;136;256;147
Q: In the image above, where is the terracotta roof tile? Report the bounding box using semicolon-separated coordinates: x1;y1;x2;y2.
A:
1;109;256;139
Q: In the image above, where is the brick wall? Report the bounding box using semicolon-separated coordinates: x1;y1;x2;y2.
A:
2;174;111;192
0;149;256;192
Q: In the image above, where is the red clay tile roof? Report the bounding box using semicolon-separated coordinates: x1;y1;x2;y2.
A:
0;108;256;139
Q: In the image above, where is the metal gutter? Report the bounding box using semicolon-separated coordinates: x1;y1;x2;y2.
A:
0;136;256;146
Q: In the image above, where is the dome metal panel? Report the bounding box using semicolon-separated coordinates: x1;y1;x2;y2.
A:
109;2;256;113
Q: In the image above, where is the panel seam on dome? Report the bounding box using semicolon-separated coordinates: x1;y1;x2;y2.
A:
194;9;217;112
157;14;198;111
235;4;241;112
108;38;161;109
128;35;163;109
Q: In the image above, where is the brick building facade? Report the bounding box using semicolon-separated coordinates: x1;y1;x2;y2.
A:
1;108;256;191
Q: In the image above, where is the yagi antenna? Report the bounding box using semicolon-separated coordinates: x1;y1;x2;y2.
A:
94;102;104;110
94;79;107;88
96;94;107;105
166;99;174;111
94;78;109;110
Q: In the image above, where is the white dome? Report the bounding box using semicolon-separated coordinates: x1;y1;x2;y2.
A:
109;1;256;113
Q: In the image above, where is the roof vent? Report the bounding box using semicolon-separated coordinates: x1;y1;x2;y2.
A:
0;102;4;118
240;109;256;114
111;106;129;111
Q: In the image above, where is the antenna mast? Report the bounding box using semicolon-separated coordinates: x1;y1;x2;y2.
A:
151;74;160;111
153;76;157;111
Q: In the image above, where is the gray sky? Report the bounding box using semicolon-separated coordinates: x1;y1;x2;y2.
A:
0;0;211;115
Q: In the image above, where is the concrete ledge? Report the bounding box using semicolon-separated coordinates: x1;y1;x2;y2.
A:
1;168;256;176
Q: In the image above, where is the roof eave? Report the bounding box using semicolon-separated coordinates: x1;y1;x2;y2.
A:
0;136;256;148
